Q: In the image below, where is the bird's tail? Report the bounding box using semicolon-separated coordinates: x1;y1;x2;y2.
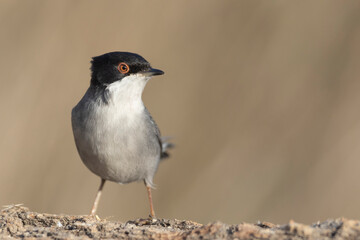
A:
160;136;174;160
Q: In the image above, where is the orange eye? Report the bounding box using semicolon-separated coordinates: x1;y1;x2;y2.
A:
117;62;130;74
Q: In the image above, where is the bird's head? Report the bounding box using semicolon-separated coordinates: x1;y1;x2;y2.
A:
90;52;164;87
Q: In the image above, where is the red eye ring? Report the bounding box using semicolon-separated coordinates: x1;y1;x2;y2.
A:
117;62;130;74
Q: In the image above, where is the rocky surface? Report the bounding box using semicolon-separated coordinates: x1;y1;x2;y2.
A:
1;204;360;239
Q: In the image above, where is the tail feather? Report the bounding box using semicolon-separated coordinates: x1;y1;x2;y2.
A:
160;136;174;160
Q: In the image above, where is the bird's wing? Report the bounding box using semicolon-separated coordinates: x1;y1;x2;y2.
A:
144;108;174;159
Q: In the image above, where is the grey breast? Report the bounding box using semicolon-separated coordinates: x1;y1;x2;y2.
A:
71;87;161;185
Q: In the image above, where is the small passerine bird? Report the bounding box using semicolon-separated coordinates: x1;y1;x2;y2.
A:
71;52;172;218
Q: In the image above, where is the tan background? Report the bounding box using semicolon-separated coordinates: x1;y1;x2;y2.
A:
1;0;360;225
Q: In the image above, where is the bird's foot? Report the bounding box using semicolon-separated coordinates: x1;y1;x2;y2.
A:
130;216;157;226
89;214;101;221
148;214;158;223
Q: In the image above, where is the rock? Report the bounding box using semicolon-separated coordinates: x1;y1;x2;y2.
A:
1;204;360;239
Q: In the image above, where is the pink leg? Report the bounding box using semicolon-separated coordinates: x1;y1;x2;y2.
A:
90;178;106;216
146;186;156;218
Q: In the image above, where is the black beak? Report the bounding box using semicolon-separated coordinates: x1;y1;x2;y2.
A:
144;68;164;76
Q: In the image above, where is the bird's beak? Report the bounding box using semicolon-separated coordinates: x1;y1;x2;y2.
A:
143;68;164;76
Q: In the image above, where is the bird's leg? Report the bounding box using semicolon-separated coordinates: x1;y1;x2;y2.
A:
90;178;106;216
145;183;156;219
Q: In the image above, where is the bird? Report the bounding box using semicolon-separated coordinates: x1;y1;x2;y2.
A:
71;51;172;218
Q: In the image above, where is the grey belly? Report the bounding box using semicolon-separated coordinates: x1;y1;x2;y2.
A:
72;112;161;184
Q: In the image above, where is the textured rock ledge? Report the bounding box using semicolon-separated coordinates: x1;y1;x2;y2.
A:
1;205;360;239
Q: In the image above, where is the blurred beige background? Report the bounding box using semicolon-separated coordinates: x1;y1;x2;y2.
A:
1;0;360;225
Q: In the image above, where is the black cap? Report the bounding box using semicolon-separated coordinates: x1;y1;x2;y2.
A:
90;52;164;86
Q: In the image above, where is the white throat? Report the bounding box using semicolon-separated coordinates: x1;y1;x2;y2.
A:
105;73;150;111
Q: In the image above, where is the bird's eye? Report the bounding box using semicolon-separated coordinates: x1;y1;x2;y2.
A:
117;62;130;74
